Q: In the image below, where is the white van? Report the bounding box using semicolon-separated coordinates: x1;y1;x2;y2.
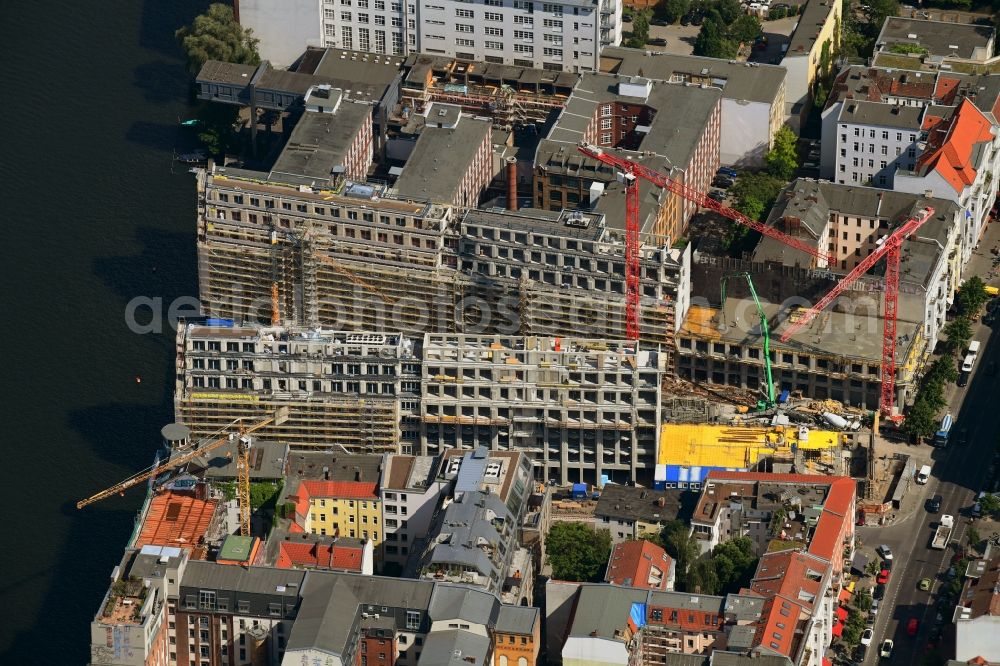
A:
962;354;976;373
916;464;932;485
968;340;981;356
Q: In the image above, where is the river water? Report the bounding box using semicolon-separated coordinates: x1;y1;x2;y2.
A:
0;1;204;661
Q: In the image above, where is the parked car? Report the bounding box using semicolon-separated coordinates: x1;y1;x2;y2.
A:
874;583;886;600
880;640;894;659
927;494;943;513
877;544;893;561
907;618;919;636
712;176;734;189
648;37;668;46
680;12;694;25
877;568;891;585
861;628;874;646
651;17;669;26
972;502;983;518
717;166;738;179
708;190;726;202
919;577;932;591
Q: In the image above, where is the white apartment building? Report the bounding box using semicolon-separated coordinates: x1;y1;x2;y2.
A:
820;100;925;186
380;454;450;570
240;0;622;72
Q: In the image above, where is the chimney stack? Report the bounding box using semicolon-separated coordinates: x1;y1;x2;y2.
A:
506;157;518;211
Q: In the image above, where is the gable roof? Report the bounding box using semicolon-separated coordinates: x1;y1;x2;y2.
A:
605;540;673;591
276;539;366;572
916;98;995;193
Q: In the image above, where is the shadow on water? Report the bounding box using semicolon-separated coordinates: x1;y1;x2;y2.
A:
138;0;205;57
134;60;192;104
92;227;197;305
125;120;185;152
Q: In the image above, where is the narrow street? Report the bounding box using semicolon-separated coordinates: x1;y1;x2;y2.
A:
857;223;1000;665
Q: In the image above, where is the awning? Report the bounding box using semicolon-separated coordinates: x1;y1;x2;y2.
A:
839;588;852;604
831;621;843;637
823;659;833;666
836;606;849;621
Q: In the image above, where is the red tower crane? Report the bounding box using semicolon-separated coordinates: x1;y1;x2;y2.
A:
577;143;832;340
777;206;935;419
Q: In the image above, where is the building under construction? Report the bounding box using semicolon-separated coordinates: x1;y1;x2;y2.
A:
196;166;690;359
175;324;420;454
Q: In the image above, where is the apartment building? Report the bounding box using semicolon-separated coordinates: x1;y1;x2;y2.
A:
380;453;450;570
419;335;664;485
286;479;384;551
594;484;683;543
89;546;186;666
895;98;1000;266
279;85;374;182
174;562;305;666
534;73;721;243
175;325;420;453
604;540;675;591
823;100;926;186
600;47;787;167
239;0;621;72
493;605;542;666
780;0;841;128
873;17;995;66
392;104;493;208
954;551;1000;662
274;535;374;574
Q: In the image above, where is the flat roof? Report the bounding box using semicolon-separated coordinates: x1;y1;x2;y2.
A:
285;452;383;485
393;116;492;204
219;535;256;562
786;0;839;56
594;484;682;523
134;491;218;551
600;46;786;105
837;99;924;128
177;439;288;480
876;17;994;60
269;104;372;186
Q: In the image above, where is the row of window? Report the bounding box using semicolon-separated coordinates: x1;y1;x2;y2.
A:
844;127;916;142
679;339;880;374
212;190;431;231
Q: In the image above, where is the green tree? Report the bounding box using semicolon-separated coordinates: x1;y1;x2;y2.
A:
767;5;787;19
175;3;261;76
658;0;690;23
688;559;720;594
943;317;973;355
694;18;738;58
814;83;828;109
842;608;866;646
626;11;651;48
980;493;1000;519
730;172;784;223
866;0;900;30
865;559;881;577
902;395;938;440
712;537;758;592
661;520;701;589
545;522;612;582
715;0;743;24
855;588;872;612
927;355;959;385
766;125;799;180
967;526;981;550
956;276;989;318
730;14;762;44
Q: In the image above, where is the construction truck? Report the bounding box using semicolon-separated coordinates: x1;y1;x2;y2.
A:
931;514;954;550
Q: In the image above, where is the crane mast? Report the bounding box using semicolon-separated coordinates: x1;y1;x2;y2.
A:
577;143;833;340
777;207;934;418
722;272;776;410
77;409;290;538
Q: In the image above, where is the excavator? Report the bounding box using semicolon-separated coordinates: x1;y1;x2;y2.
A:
721;272;776;412
77;409;288;537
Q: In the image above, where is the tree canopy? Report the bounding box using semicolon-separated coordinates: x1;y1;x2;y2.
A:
766;125;799;180
626;10;650;48
956;276;989;318
657;0;690;23
175;3;261;76
545;522;612;582
693;17;738;59
942;317;973;355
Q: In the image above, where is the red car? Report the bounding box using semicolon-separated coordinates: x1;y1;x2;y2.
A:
907;618;919;636
877;569;891;584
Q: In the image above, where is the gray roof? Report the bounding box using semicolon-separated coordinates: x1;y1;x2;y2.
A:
286;571;434;657
426;491;514;591
600;46;786;105
755;179;958;291
712;652;793;666
308;48;405;101
538;72;721;176
180;560;305;598
394;116;492;205
725;593;767;621
428;584;500;625
417;629;491;666
269;104;372;186
837;99;924;129
876;17;994;60
460;206;609;242
726;625;759;651
285;451;383;485
455;446;491;495
177;439;288;480
495;605;539;635
568;584;648;639
403;53;579;91
647;590;726;613
786;0;839;57
594;484;683;523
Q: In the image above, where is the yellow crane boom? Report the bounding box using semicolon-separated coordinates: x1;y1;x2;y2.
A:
76;408;289;511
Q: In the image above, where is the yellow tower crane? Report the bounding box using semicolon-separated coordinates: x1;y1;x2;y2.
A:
77;409;289;537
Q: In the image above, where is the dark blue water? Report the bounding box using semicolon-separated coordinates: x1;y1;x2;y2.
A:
0;1;205;661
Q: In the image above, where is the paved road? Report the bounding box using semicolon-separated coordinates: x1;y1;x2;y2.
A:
857;227;1000;665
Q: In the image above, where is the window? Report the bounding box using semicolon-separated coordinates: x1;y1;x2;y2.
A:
485;26;503;35
406;610;421;629
358;12;369;22
600;117;612;130
543;47;561;57
456;37;474;46
198;590;216;610
513;14;533;24
341;10;352;20
600;132;612;144
543;18;562;29
455;7;473;16
514;29;532;39
485;11;503;20
514;43;533;53
455;23;473;32
485;40;503;49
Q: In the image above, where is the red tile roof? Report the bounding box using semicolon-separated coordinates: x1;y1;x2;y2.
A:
289;480;379;521
605;540;672;591
276;540;365;571
823;478;856;517
751;551;825;611
808;511;845;562
135;491;218;551
754;596;805;657
916;98;994;194
705;471;847;485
